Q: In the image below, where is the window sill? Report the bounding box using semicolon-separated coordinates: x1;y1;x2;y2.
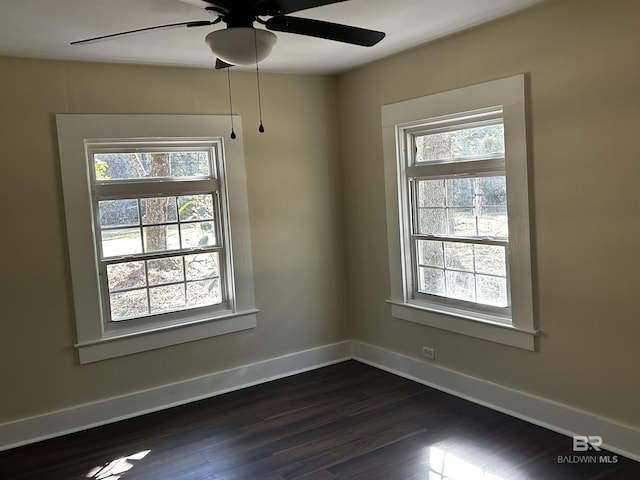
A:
75;309;258;364
387;300;538;350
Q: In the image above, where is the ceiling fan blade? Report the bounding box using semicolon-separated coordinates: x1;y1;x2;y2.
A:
215;58;234;69
70;20;218;45
265;16;385;47
257;0;348;16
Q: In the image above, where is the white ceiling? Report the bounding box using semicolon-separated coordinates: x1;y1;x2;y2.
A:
0;0;546;74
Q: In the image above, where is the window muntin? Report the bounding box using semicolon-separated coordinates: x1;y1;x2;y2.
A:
88;142;232;329
405;108;511;319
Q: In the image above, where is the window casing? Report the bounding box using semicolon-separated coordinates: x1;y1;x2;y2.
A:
382;76;537;350
57;115;257;363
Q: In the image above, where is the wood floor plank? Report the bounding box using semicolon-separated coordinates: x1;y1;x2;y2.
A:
1;361;637;480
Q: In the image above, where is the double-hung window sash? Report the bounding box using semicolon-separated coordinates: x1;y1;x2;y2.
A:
403;107;511;321
87;140;233;333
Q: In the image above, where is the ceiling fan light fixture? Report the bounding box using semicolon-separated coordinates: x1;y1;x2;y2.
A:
205;28;277;65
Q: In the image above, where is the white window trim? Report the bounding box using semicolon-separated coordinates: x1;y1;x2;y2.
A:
57;115;258;363
381;75;538;350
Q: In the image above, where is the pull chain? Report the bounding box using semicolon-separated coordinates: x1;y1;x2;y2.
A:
226;66;236;139
254;28;265;133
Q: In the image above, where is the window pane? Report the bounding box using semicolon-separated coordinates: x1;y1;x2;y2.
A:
178;194;214;221
447;178;474;207
478;206;508;238
141;197;177;224
107;261;145;290
449;208;476;236
181;222;216;248
415;123;504;163
101;228;142;257
170;151;211;178
94;151;211;181
446;271;476;302
478;177;507;206
418;180;445;207
419;267;445;295
185;253;219;280
147;257;184;286
417;240;443;267
149;284;185;314
99;200;139;228
477;177;508;237
418;208;446;235
187;280;222;307
143;225;180;252
110;289;148;321
444;242;474;272
477;275;508;307
475;245;507;276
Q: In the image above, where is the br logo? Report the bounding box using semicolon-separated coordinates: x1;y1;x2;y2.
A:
573;435;603;452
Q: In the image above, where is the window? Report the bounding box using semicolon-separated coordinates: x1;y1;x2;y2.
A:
382;76;537;350
407;108;510;317
91;141;230;327
57;115;257;363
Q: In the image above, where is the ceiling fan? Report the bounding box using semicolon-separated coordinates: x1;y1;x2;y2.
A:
71;0;386;69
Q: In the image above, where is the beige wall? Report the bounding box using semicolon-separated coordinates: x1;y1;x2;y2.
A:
1;0;638;432
0;58;347;421
338;0;640;428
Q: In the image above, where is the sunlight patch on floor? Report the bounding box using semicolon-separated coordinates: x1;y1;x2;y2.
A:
85;449;151;480
425;446;505;480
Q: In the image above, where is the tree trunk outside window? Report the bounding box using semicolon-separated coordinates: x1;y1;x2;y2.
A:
142;153;170;251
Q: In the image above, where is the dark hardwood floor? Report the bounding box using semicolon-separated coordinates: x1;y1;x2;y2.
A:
1;361;638;479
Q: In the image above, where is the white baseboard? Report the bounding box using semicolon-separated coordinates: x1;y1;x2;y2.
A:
3;339;638;463
351;341;640;462
0;341;351;452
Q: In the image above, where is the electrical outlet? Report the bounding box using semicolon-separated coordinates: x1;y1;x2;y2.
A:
421;346;436;360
